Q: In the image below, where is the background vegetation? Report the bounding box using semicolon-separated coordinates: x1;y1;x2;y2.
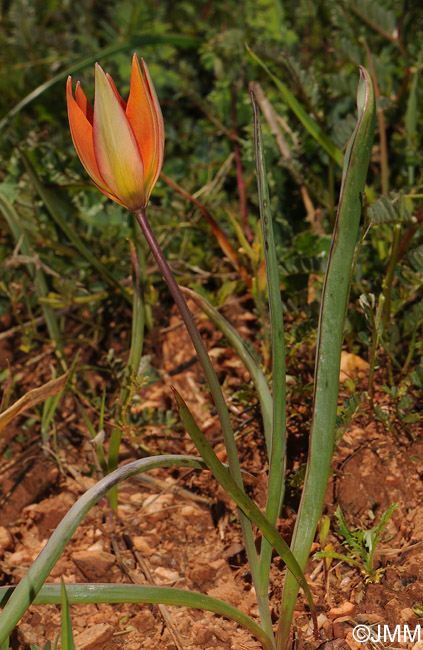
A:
0;0;423;428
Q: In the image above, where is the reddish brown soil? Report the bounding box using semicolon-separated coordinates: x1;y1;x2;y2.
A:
0;299;422;650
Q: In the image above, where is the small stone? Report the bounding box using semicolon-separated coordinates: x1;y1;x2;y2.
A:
153;566;180;582
339;352;368;383
8;549;32;565
179;505;201;517
143;493;175;511
0;527;13;552
209;558;226;572
401;607;417;622
87;541;104;552
346;630;362;650
333;616;351;638
17;623;40;646
328;602;356;619
385;473;402;485
74;622;113;649
132;610;156;632
317;614;332;638
187;562;216;585
191;623;214;645
129;492;144;504
143;493;175;521
132;536;155;555
72;550;117;581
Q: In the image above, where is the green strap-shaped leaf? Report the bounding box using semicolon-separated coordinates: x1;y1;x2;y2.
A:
173;389;317;638
0;584;274;650
60;579;75;650
251;90;287;612
181;286;273;452
276;67;375;650
0;455;207;644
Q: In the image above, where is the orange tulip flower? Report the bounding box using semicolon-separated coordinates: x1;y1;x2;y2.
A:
67;54;164;212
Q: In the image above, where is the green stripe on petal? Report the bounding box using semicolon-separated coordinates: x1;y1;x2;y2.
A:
93;63;145;211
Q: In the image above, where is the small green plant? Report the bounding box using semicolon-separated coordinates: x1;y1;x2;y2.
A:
314;504;398;583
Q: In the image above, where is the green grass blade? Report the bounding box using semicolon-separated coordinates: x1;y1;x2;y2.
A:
251;90;287;604
276;67;375;650
20;152;132;304
0;455;208;645
0;584;274;650
246;46;344;167
60;579;75;650
181;286;273;453
174;389;316;638
0;33;200;131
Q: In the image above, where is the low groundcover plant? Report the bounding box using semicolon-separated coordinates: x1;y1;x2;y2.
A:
0;53;375;650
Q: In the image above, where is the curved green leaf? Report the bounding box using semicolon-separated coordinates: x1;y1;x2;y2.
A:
0;583;274;650
181;286;273;452
277;67;375;649
173;389;316;638
0;455;206;644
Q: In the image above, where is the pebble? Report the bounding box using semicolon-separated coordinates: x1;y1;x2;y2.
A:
328;601;356;619
333;616;351;638
179;505;201;517
131;610;156;632
73;622;113;649
132;536;155;556
153;566;180;582
346;630;362;650
0;526;13;552
8;549;32;565
72;550;117;581
401;607;417;622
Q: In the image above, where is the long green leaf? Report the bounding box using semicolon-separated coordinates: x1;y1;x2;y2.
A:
0;455;207;644
0;33;200;131
174;389;316;639
251;90;287;611
246;46;344;167
181;286;273;452
0;584;274;650
277;67;375;650
60;580;75;650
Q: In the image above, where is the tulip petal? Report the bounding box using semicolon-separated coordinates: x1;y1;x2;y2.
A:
106;73;127;111
67;77;116;198
126;56;156;182
75;82;94;124
93;64;145;211
141;58;165;189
